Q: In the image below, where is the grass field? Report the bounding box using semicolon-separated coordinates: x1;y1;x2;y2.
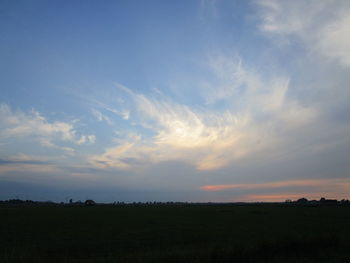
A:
1;204;350;262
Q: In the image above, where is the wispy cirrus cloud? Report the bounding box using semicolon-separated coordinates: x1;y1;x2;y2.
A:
256;0;350;67
91;108;113;125
89;97;130;123
89;56;316;171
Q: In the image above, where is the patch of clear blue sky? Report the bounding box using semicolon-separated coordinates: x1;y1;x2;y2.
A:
0;0;283;114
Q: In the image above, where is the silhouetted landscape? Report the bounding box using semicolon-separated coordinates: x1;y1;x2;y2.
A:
1;198;350;262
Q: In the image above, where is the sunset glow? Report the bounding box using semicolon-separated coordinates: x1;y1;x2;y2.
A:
1;0;350;202
200;179;350;191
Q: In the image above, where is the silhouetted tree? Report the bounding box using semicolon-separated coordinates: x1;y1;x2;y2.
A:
297;198;308;203
85;199;96;206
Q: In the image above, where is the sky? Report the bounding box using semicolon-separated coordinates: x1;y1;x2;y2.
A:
1;0;350;202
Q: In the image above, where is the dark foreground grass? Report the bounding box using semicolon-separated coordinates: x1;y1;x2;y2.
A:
1;204;350;262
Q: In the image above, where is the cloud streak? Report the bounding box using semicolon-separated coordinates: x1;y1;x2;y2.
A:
0;154;52;165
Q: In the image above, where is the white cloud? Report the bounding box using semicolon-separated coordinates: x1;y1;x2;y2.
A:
120;110;130;120
76;135;96;145
89;57;316;171
39;138;75;153
317;14;350;66
91;98;130;122
91;108;112;125
256;0;350;67
0;104;95;151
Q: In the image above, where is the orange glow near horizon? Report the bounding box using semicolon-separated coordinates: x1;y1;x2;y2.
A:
240;192;350;202
200;178;350;202
200;178;350;192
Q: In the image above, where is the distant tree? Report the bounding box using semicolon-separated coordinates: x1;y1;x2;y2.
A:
85;199;96;206
341;199;350;204
319;198;338;204
297;198;308;203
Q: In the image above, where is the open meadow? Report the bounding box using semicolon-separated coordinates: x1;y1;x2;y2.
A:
1;203;350;262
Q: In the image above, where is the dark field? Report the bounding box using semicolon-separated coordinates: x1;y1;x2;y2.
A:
1;204;350;262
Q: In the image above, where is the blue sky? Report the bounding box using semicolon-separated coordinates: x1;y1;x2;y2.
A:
1;0;350;202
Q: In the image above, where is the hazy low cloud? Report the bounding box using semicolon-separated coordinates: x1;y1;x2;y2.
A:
0;104;95;152
0;154;52;165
